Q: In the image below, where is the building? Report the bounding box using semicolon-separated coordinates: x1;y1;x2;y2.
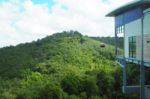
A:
106;0;150;99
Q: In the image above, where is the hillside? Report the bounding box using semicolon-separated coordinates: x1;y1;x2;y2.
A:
91;37;123;49
0;31;135;99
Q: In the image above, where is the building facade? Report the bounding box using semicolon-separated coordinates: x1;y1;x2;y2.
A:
106;0;150;99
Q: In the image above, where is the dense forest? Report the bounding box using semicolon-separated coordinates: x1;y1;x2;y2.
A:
0;31;140;99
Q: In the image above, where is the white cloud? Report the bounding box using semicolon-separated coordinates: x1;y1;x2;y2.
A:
0;0;134;47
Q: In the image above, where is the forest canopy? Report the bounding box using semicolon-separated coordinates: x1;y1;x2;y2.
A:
0;31;138;99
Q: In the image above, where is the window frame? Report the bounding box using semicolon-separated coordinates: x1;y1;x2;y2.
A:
129;36;136;58
116;26;124;34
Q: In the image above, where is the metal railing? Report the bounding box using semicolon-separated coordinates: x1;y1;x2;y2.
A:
116;56;150;67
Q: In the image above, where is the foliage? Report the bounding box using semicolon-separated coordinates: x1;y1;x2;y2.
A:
91;37;123;49
61;74;82;95
0;31;137;99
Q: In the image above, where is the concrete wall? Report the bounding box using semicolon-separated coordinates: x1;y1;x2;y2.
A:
136;35;150;61
144;35;150;61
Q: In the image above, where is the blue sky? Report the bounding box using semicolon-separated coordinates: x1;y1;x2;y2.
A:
0;0;6;4
0;0;133;47
32;0;55;9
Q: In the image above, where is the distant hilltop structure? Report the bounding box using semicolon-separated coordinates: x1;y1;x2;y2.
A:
106;0;150;99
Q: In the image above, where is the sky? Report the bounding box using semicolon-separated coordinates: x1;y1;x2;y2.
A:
0;0;134;47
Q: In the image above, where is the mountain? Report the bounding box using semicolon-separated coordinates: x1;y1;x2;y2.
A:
0;31;136;99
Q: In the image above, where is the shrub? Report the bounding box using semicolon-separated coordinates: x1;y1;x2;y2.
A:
81;76;98;97
37;84;63;99
96;71;114;98
61;74;82;95
89;95;103;99
65;95;82;99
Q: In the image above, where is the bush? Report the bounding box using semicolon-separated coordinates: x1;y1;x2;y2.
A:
61;74;82;95
81;76;98;97
96;71;114;98
38;84;63;99
89;95;103;99
65;95;82;99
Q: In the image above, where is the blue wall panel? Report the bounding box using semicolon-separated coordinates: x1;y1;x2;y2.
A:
115;14;123;27
115;8;142;27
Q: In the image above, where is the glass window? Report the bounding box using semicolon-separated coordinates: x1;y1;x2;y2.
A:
129;36;136;58
116;25;124;34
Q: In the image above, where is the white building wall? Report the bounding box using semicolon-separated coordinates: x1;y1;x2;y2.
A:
124;19;141;58
144;8;150;61
124;8;150;61
144;8;150;35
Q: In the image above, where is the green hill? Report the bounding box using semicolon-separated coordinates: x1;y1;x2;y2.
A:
0;31;132;99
